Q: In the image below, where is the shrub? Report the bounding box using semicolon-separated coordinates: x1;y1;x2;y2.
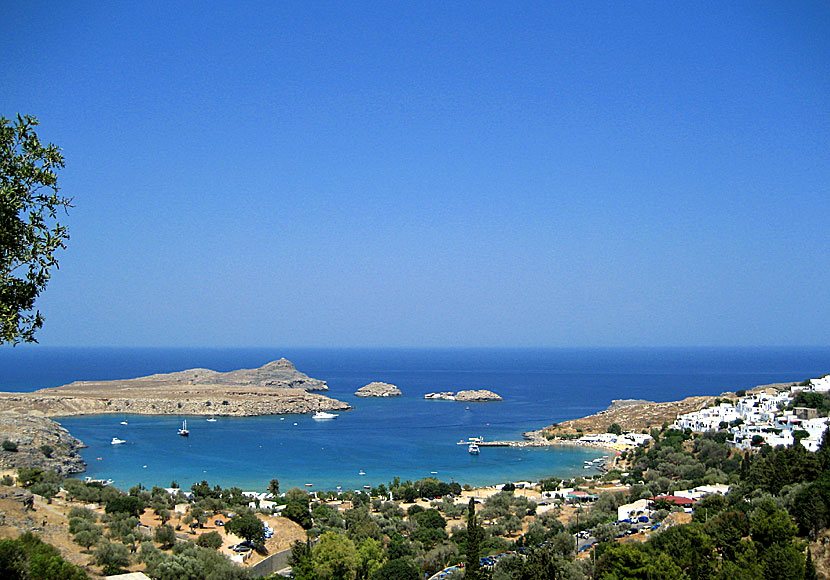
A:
2;440;18;452
196;531;223;549
40;444;54;458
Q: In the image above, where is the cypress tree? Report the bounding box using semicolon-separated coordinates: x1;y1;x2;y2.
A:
805;548;818;580
466;498;483;580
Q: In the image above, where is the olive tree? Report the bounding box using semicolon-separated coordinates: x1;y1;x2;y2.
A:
1;114;72;344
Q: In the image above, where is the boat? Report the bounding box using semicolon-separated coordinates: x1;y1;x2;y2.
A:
304;483;313;487
85;476;114;486
312;411;338;420
111;437;126;445
178;420;189;437
120;420;128;425
468;443;480;455
206;417;217;422
358;470;366;476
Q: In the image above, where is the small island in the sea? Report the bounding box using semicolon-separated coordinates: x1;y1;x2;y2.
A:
424;389;503;401
354;382;402;397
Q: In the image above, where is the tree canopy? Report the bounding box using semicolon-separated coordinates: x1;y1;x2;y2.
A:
1;114;71;344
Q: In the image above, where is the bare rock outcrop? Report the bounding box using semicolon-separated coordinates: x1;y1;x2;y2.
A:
354;382;402;397
0;415;86;475
424;390;502;402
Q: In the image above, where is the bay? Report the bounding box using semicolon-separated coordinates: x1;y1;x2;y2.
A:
3;346;830;492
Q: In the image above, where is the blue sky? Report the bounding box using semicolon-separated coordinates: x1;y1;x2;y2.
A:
2;1;828;347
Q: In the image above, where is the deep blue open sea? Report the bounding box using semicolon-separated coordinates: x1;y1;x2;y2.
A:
2;347;829;493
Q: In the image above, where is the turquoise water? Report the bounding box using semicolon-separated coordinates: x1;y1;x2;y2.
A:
5;347;830;492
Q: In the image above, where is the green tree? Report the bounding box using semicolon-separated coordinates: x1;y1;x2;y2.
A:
0;538;27;580
153;524;176;548
93;540;131;575
608;423;623;435
268;478;280;496
370;558;420;580
283;501;313;529
105;495;145;517
0;114;71;344
465;498;484;580
288;539;315;580
312;531;359;580
225;512;265;545
196;531;223;550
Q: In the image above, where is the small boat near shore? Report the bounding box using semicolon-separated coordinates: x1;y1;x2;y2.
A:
206;417;217;422
85;476;114;485
111;437;126;445
468;443;480;455
313;411;339;420
178;420;189;437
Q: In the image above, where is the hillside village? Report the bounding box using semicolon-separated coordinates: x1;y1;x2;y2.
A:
673;374;830;451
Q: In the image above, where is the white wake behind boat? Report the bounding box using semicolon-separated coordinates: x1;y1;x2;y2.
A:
313;411;339;420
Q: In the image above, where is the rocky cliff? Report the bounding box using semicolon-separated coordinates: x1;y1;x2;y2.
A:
0;415;86;475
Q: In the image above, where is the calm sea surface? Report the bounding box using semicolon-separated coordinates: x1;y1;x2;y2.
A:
2;347;829;492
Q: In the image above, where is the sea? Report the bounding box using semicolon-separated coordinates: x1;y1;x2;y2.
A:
2;346;829;494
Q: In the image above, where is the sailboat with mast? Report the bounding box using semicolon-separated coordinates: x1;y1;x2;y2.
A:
178;420;189;437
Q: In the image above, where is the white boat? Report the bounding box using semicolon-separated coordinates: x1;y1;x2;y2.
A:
111;437;126;445
358;470;366;476
120;420;128;425
312;411;339;420
178;420;189;437
468;443;480;455
206;417;217;422
85;476;114;486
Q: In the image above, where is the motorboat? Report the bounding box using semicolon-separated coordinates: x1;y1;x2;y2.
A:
111;437;126;445
120;420;128;425
178;420;190;437
312;411;339;420
85;476;114;485
468;443;480;455
358;470;366;476
206;417;217;422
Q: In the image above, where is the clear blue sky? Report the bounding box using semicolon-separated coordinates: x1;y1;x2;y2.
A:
2;1;828;347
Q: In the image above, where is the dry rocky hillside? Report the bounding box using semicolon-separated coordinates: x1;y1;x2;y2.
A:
536;381;798;437
537;396;717;436
0;359;349;418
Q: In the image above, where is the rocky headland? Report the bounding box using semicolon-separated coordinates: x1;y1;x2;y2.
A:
0;359;349;419
531;395;716;438
0;415;86;475
354;382;402;397
424;389;502;402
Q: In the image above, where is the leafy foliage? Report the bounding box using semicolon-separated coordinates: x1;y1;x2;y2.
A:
0;114;71;344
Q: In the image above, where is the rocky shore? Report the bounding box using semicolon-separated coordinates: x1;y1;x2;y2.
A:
354;382;402;397
0;415;86;475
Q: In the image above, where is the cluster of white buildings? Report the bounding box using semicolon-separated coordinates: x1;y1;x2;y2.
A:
673;375;830;452
576;431;652;450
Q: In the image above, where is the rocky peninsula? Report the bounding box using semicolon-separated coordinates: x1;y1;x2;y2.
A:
354;382;402;397
0;359;349;419
424;389;502;402
0;414;87;475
